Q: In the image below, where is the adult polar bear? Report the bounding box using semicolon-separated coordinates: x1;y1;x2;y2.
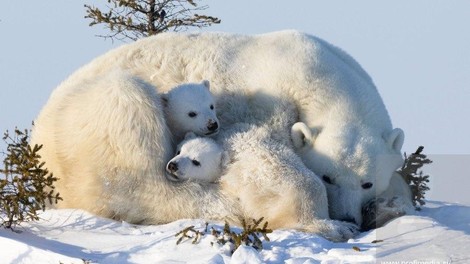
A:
32;30;409;239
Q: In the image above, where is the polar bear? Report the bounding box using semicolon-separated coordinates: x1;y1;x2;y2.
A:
166;132;227;182
162;80;219;141
32;30;411;239
290;112;407;226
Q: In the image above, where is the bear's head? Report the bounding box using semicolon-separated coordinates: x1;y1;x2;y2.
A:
162;80;219;139
166;132;228;183
291;121;404;226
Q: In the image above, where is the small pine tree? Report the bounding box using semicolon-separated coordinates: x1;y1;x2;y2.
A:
397;146;432;210
84;0;221;42
216;218;272;253
175;218;272;254
0;128;62;230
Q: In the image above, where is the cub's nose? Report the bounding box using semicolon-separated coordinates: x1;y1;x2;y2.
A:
207;121;219;131
167;162;178;173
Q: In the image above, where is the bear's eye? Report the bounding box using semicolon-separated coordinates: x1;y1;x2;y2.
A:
322;175;333;184
192;159;201;166
176;151;181;155
362;182;373;189
188;112;197;118
210;104;214;110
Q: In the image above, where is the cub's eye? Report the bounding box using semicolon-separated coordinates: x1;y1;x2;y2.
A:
188;112;197;118
176;151;180;155
362;182;373;189
192;160;201;166
210;104;214;110
322;175;333;184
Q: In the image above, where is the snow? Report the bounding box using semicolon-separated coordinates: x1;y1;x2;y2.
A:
1;201;468;263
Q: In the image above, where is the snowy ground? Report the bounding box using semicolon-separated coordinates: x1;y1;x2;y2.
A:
1;201;469;264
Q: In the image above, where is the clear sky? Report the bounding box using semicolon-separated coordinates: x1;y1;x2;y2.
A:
1;1;469;203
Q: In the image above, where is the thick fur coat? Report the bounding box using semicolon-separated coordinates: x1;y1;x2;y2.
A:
31;31;411;241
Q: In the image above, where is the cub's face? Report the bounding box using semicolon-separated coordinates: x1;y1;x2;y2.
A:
291;122;405;226
163;80;219;137
166;133;226;183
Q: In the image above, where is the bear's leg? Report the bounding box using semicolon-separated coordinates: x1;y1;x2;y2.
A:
362;172;414;230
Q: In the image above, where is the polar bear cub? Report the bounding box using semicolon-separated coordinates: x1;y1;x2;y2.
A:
162;80;219;140
166;132;227;182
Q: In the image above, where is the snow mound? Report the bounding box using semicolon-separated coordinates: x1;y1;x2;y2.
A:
1;201;468;263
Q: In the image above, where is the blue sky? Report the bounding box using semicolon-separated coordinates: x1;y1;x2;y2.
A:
1;1;469;203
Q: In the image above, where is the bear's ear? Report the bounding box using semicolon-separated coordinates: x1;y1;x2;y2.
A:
384;128;405;152
291;122;318;149
184;132;197;140
201;80;210;90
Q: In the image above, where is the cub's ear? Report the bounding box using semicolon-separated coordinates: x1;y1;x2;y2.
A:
184;132;197;140
201;80;210;90
291;122;319;149
384;128;405;152
161;93;169;107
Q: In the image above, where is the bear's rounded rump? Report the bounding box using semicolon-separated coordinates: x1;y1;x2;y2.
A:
31;71;173;217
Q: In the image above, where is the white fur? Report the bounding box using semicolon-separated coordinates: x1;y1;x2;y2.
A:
361;172;413;230
166;132;226;183
162;80;219;141
218;120;357;241
32;31;410;240
291;119;407;225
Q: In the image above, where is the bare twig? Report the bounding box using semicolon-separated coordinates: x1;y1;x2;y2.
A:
84;0;220;42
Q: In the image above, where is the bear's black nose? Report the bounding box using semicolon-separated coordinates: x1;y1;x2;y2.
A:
207;121;219;131
167;162;178;172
